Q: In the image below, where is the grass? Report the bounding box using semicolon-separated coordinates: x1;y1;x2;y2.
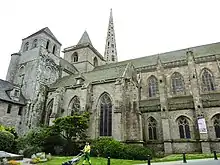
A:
38;153;220;165
152;153;220;162
38;157;144;165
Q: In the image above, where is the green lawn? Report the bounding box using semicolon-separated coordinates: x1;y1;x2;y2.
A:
38;157;144;165
39;153;220;165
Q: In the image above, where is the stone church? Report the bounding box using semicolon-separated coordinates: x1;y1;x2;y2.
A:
1;9;220;154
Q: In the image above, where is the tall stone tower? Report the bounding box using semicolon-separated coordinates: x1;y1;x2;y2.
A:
6;27;62;133
104;9;118;64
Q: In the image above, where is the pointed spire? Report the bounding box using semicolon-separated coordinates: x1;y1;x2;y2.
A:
78;31;92;45
104;9;118;64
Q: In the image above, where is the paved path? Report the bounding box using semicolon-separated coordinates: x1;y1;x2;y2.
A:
139;158;220;165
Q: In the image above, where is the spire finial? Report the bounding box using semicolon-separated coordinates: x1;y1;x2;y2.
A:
104;9;118;64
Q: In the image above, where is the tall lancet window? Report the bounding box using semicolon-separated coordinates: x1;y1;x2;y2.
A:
171;72;185;95
213;114;220;138
148;76;158;97
69;96;80;116
201;69;215;92
148;117;157;140
46;99;53;125
99;93;112;136
177;116;191;139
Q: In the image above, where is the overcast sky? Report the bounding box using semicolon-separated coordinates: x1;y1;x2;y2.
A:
1;0;220;80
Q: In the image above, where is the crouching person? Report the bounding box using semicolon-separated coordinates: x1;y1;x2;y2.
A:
82;142;91;165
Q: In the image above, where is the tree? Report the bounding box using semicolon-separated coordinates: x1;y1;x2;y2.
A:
50;112;90;155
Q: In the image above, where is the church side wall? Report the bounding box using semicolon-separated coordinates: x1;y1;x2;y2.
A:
140;59;220;153
0;101;22;128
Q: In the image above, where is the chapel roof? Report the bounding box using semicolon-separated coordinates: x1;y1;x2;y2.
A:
51;41;220;88
0;79;26;105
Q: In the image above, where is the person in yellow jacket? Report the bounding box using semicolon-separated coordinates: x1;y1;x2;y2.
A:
82;142;91;165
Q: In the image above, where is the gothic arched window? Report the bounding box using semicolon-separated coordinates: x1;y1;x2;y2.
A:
46;99;53;125
201;69;215;92
69;96;80;116
148;76;158;97
93;57;98;67
72;52;78;62
171;72;185;95
99;93;112;136
52;45;56;54
177;116;191;139
148;117;157;140
23;42;29;52
213;114;220;138
32;39;38;48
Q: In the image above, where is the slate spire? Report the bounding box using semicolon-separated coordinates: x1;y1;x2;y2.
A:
104;9;118;64
78;30;92;45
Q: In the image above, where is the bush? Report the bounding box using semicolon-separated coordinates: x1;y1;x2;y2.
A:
0;130;15;152
23;146;43;158
91;137;153;160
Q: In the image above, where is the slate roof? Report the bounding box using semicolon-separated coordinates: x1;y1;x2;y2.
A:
51;41;220;88
94;41;220;70
77;31;93;45
50;64;127;88
0;79;26;105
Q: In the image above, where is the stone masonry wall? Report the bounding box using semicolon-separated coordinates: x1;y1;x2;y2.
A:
0;101;22;128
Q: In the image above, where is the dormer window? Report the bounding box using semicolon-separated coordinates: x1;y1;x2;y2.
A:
32;39;38;48
14;90;19;97
10;88;20;101
75;74;85;85
23;42;29;52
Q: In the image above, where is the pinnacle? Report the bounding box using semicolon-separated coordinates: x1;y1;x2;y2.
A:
77;31;92;45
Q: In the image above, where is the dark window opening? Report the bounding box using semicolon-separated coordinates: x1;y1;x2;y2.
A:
99;93;112;136
18;107;22;115
178;116;191;139
171;72;185;95
202;69;215;92
46;99;53;125
112;56;115;61
93;57;98;67
72;52;78;62
23;42;29;52
108;42;110;46
32;39;38;48
46;40;50;49
14;90;19;97
52;45;56;54
111;44;114;48
148;76;159;97
214;114;220;138
69;96;80;115
7;104;12;114
148;117;157;140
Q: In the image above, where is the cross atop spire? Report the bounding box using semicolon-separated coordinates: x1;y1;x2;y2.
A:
78;30;92;45
104;9;118;64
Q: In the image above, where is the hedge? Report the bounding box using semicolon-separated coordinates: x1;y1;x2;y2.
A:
90;137;153;160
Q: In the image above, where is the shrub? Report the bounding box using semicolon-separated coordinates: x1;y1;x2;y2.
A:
91;137;153;160
0;130;15;152
23;146;43;158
